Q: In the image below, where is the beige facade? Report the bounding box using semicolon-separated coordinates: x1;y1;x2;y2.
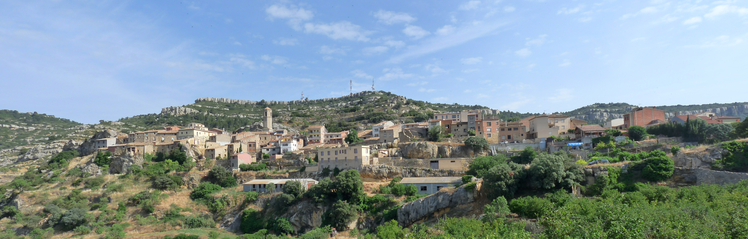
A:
317;145;376;170
307;125;327;144
527;115;572;140
205;145;228;159
451;122;470;137
379;125;401;143
177;128;211;145
209;134;232;145
498;122;528;142
371;121;394;137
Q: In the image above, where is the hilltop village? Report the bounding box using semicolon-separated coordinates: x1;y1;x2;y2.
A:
2;94;748;238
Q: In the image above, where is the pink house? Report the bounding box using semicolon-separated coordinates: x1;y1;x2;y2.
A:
230;153;255;170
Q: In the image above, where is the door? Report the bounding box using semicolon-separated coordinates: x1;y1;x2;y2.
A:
430;160;438;169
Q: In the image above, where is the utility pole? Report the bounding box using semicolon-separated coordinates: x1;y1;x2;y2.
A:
372;79;375;91
301;91;304;101
350;80;353;96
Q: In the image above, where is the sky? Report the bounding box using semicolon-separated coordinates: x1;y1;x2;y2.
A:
1;0;747;124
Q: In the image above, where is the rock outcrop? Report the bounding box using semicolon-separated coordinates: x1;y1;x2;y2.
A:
398;182;479;227
674;168;748;186
399;142;477;159
283;200;327;233
160;106;199;116
14;143;64;165
359;165;465;180
78;129;119;156
108;153;144;174
672;144;727;169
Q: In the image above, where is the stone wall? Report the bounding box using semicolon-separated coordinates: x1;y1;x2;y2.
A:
399;142;478;159
358;164;465;180
674;168;748;186
397;182;480;227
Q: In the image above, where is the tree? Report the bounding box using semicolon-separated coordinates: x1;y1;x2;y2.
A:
345;129;363;145
642;151;674;182
282;180;304;197
483;163;522;199
60;208;88;230
464;137;488;153
207;166;237;188
735;117;748;138
482;196;510;223
94;151;112;167
628;126;647;141
428;126;443;142
705;123;735;142
467;155;508;178
526;153;583;191
334;170;366;204
604;129;622;137
467;129;476;136
327;200;360;230
511;147;537;164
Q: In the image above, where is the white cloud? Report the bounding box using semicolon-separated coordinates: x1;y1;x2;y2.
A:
304;21;371;41
418;88;436;92
525;34;548;46
557;5;584;14
687;35;744;47
436;25;456;35
578;17;593;22
260;55;287;65
515;48;532;57
229;56;256;69
504;6;516;12
383;40;406;48
388;20;508;63
425;64;447;75
559;59;571;67
462;69;478;73
640;6;658;14
548;88;574;102
265;4;314;29
526;63;536;70
631;37;646;42
233;41;242;46
406;81;428;86
273;38;298;46
461;57;483;65
362;46;389;55
460;1;481;10
319;45;346;55
351;70;373;79
705;5;748;18
683;16;702;25
378;67;415;81
322;56;334;61
373;10;416;25
403;25;430;40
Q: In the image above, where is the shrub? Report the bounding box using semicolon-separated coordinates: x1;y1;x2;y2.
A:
575;159;587;165
467;155;508;178
671;146;681;155
299;226;331;239
153;175;177;190
526;153;583;190
390;184;417;196
190;182;222;200
183;215;215;228
642;152;675;182
376;220;405;239
512;147;538;164
84;176;105;189
483;163;522;199
208;166;237;188
462;175;474;184
509;196;554;218
283;180;304;197
464;182;477;191
272;217;294;235
244;191;259;203
483;196;510;222
60;208;88;230
94;151;112;167
465;137;489;152
628;126;647;141
73;225;91;235
128;190;164;214
0;206;19;219
240;209;266;234
240;163;267;171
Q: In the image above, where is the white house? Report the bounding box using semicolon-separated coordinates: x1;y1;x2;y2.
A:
372;121;394;138
242;178;318;193
279;138;299;154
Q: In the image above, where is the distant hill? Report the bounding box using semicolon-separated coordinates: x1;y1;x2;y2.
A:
0;110;82;150
561;102;748;125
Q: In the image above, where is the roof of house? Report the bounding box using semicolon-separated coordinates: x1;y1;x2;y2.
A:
159;130;179;134
578;125;606;132
357;129;372;137
673;115;722;124
717;116;741;119
373;121;392;126
243;178;317;185
400;177;462;184
307;125;324;130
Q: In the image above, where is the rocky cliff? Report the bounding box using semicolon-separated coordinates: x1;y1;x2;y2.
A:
399;142;479;159
358;165;465;180
397;182;481;227
564;103;748;124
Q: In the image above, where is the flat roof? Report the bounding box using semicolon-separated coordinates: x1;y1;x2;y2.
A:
243;178;317;185
400;177;462;184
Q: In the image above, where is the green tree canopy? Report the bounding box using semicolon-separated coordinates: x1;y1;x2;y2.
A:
345;129;363;145
628;126;647;141
465;136;488;153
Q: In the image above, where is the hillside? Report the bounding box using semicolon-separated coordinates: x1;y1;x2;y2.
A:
120;91;535;133
561;102;748;124
0;110;82;150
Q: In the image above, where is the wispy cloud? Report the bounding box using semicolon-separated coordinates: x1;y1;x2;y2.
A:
362;46;389;55
304;21;372;41
373;10;416;25
436;25;456;36
461;57;483;65
261;55;288;65
705;5;748;18
525;34;548;46
351;70;373;79
378;67;416;81
403;25;430;40
515;48;532;57
559;59;571;67
265;4;314;30
504;6;516;12
273;38;298;46
459;1;481;11
683;17;702;25
558;5;584;15
319;46;346;55
548;88;574;102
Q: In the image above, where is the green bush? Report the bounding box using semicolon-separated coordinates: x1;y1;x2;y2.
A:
240;163;267;171
73;225;91;235
671;146;681;155
244;191;259;203
60;208;88;230
326;200;359;230
190;182;223;201
467;155;508;178
628;126;647;141
464;182;477;191
509;196;553;218
283;180;304;197
272;217;294;235
183;215;215;228
208;166;237;188
240;209;266;234
0;206;19;219
713;141;748;172
642;151;675;182
465;136;489;153
483;196;510;222
511;147;537;164
462;175;474;184
84;176;105;189
94;151;112;167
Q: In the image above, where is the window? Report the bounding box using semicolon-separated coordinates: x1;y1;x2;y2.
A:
451;160;456;163
487;133;492;137
420;186;427;191
436;186;443;191
502;136;506;139
514;128;519;131
508;135;512;139
501;128;505;131
354;156;358;160
508;128;512;131
354;148;358;153
487;128;491;132
487;122;491;126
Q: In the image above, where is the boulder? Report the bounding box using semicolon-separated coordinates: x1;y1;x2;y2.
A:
80;163;102;176
400;142;438;159
16;144;63;164
62;140;81;151
284;200;326;234
78;129;119;155
672;144;727;169
109;153;144;174
397;182;478;227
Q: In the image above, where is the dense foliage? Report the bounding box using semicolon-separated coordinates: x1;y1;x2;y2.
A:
628;126;647;141
713;141;748;172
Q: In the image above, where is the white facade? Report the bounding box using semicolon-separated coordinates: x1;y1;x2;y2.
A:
372;121;394;137
280;138;299;154
95;138;116;149
604;118;624;128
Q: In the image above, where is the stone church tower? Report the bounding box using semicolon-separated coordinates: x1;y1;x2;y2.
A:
264;107;273;132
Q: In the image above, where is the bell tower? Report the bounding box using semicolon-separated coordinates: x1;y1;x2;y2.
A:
264;107;273;132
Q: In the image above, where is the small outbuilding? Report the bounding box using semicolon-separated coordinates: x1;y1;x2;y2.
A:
242;178;318;193
230;152;254;170
400;177;462;195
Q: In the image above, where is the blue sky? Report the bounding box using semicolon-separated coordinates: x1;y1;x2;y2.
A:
1;0;747;124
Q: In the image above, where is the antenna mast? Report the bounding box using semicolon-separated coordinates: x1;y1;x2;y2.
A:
372;79;375;91
350;80;353;96
301;91;304;101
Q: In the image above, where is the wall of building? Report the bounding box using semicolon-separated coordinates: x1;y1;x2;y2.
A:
317;145;373;170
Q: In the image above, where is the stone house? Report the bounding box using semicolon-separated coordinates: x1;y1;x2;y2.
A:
372;121;394;138
95;137;116;149
205;145;228;159
279;137;299;154
326;131;349;144
379;125;401;144
177;128;211;145
575;125;606;139
527;114;572;140
623;107;666;128
498;121;528;143
401;177;462;195
317;145;376;170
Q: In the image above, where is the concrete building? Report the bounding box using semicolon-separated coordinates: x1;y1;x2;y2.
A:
605;118;625;129
401;177;462;195
280;137;299;154
95;137;116;149
498;121;528;142
476;118;501;144
432;110;481;123
372;121;394;137
451;122;470;137
317;145;375;170
527;114;572;140
623;107;666;128
208;134;232;146
264;107;273;132
307;125;327;144
230;153;254;170
575;125;606;139
243;178;318;193
326;131;349;144
177;128;211;145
